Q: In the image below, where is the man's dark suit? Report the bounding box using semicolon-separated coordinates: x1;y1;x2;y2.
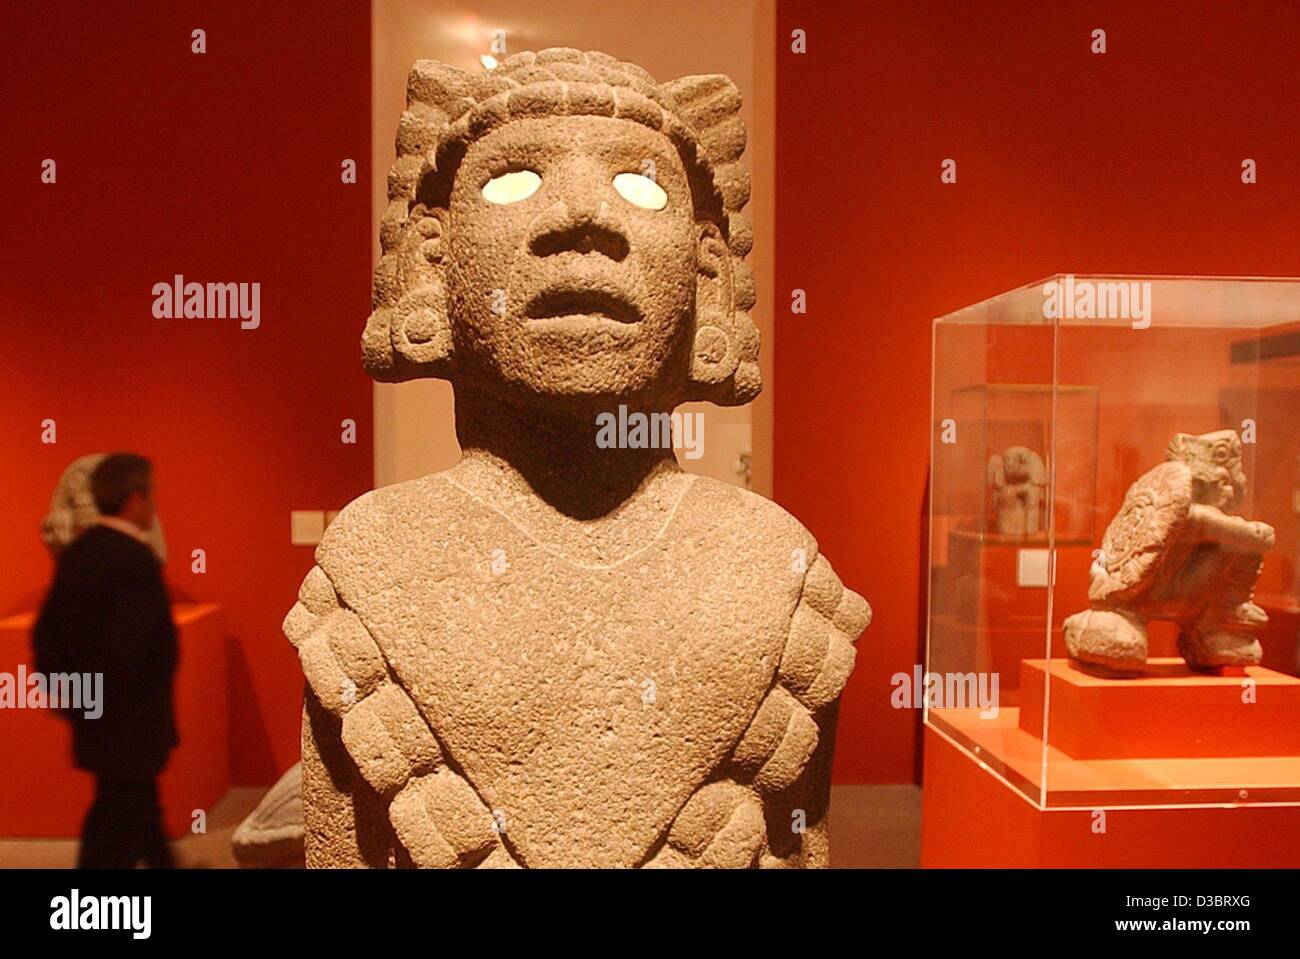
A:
33;523;179;868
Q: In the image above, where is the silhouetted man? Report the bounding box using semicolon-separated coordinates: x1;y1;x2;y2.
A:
34;453;178;868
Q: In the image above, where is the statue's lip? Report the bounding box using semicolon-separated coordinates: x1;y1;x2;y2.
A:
522;287;641;326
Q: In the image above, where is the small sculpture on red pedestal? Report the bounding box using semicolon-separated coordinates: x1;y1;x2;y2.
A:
987;445;1047;537
1064;429;1275;675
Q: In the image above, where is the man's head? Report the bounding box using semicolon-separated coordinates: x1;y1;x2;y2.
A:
90;453;155;530
363;49;759;417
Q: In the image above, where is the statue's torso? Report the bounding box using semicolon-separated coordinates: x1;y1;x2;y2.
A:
312;468;818;867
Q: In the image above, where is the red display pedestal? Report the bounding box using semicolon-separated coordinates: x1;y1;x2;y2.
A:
1019;657;1300;760
921;724;1300;867
0;604;228;838
1256;593;1299;676
922;655;1300;866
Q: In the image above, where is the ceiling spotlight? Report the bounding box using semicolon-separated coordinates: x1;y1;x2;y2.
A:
480;54;498;70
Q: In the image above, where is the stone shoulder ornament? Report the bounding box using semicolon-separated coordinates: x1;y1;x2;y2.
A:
281;49;871;868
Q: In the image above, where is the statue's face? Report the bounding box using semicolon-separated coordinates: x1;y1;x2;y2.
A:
1207;435;1246;508
1183;431;1245;509
445;116;698;412
1003;447;1032;483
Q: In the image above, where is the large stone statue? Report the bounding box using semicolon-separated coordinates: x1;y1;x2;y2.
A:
282;49;871;868
41;453;167;562
987;445;1046;537
1064;430;1274;674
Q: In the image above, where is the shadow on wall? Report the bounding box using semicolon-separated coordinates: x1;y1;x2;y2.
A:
224;633;279;785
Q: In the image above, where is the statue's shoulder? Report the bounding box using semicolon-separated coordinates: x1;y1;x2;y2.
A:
678;475;818;554
682;477;872;643
325;471;457;535
316;469;464;558
322;471;816;556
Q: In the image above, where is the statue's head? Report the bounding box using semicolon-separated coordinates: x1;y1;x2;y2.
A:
1167;429;1246;510
990;446;1046;487
363;49;758;417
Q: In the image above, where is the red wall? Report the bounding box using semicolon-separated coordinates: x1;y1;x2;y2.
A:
0;2;373;786
7;1;1299;799
775;0;1300;784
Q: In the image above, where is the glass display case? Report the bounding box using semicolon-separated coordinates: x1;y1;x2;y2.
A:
926;275;1300;809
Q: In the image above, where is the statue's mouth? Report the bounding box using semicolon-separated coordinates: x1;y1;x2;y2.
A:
523;287;641;327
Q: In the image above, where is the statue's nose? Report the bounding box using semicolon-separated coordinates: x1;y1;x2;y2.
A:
527;169;630;261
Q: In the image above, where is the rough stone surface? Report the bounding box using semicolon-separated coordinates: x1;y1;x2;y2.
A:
987;446;1046;537
41;452;167;562
281;49;871;868
1064;430;1275;674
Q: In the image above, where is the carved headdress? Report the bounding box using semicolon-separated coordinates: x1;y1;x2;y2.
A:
363;48;760;406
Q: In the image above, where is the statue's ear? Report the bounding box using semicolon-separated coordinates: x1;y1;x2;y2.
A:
668;73;760;407
363;202;454;382
1029;451;1047;485
681;211;760;408
688;221;741;390
363;202;454;381
987;454;1005;488
363;59;479;383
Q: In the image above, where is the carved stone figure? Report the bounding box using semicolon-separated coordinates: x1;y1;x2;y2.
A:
41;453;167;562
987;446;1046;537
1064;430;1274;674
231;762;305;868
282;49;870;868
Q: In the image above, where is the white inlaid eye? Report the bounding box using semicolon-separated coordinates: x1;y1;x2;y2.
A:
613;172;668;210
482;170;541;204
